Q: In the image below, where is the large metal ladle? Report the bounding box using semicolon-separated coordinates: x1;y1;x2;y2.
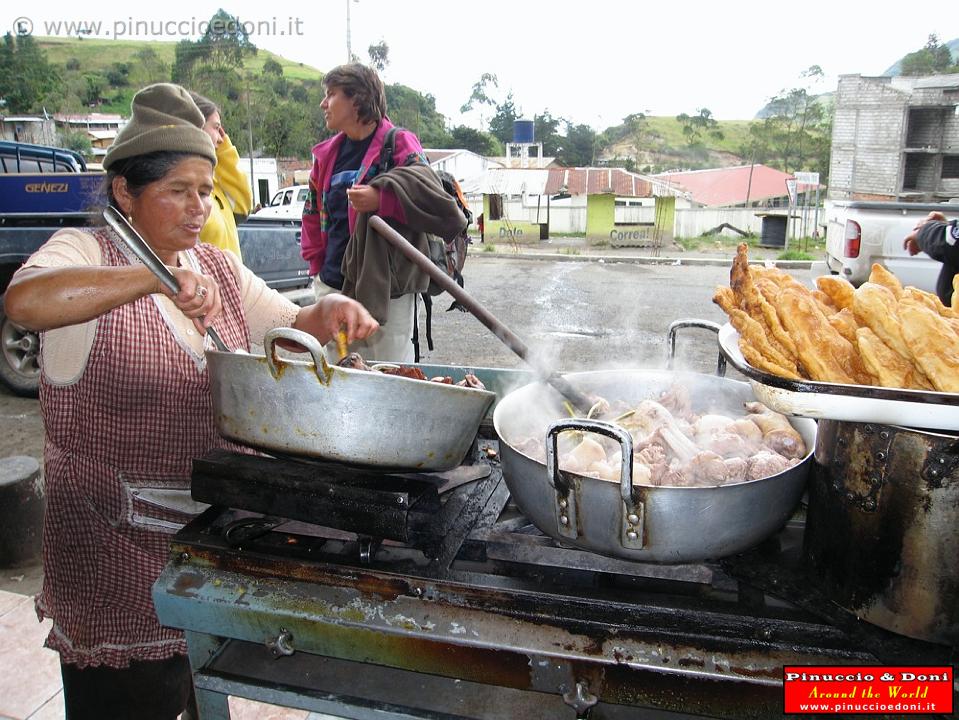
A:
102;206;229;352
369;215;594;414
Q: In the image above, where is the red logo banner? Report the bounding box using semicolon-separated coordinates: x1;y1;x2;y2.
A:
784;666;953;714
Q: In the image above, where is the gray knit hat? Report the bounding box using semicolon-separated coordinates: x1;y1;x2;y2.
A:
103;83;217;170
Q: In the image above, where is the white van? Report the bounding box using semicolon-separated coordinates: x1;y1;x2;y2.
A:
255;185;310;219
823;200;959;291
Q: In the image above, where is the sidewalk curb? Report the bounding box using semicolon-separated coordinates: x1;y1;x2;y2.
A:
475;251;813;270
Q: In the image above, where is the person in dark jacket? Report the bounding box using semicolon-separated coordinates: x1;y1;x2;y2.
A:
903;211;959;307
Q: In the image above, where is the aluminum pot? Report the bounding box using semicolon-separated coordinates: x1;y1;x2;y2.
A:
207;328;495;471
493;369;817;563
804;420;959;646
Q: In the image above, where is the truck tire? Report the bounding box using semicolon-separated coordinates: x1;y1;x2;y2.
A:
0;294;40;398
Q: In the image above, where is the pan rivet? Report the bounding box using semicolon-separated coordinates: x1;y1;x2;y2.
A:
627;513;640;525
876;452;886;461
627;531;638;540
396;497;404;505
559;499;568;509
559;515;569;526
178;552;190;563
929;468;939;478
880;431;889;440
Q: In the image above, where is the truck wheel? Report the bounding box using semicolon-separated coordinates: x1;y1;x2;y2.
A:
0;295;40;398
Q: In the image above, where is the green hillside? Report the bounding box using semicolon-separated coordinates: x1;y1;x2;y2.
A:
38;37;324;81
30;35;451;155
37;36;325;115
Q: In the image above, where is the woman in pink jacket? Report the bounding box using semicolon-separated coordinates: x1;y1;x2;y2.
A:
301;63;426;363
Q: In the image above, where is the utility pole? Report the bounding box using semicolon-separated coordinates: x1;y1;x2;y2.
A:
346;0;358;62
246;76;255;202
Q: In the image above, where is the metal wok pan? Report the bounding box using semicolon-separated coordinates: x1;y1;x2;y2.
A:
207;327;495;471
493;369;817;563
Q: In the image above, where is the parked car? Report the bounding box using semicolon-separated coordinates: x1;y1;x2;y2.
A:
0;142;310;397
823;199;959;291
255;184;309;219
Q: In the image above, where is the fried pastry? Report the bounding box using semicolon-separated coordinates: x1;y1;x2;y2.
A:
898;297;959;393
855;327;933;390
729;244;798;362
828;307;860;344
852;282;911;360
867;263;903;299
714;244;954;393
815;275;856;311
778;285;873;385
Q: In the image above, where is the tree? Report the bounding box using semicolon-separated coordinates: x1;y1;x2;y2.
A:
57;128;92;156
201;9;257;69
461;73;498;113
0;32;60;113
623;112;649;171
460;73;499;130
676;108;724;146
741;66;832;181
262;58;284;76
900;34;958;75
449;125;501;155
172;10;256;84
128;47;169;87
368;40;389;73
488;92;520;145
533;111;562;155
560;122;597;167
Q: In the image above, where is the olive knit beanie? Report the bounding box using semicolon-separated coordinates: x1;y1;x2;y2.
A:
103;83;217;170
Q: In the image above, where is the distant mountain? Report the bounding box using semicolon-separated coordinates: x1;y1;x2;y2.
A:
882;37;959;76
753;37;959;120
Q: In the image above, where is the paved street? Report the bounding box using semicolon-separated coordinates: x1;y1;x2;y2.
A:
0;253;816;471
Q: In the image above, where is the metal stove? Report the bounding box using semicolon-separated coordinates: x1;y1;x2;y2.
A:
153;435;954;720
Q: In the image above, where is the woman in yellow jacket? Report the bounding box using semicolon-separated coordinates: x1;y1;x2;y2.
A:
190;92;253;259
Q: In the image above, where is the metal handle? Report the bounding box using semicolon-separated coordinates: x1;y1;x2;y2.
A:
267;628;294;657
368;215;593;413
666;318;725;376
263;326;333;384
545;418;643;548
102;206;229;352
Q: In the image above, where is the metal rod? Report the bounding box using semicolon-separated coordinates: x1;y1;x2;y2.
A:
102;207;230;352
369;215;593;412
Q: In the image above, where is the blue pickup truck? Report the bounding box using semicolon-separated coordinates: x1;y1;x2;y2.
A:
0;141;310;396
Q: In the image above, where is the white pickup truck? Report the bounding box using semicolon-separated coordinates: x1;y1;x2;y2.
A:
824;200;959;291
254;184;309;219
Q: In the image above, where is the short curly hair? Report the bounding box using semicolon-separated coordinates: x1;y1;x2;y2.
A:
323;63;387;125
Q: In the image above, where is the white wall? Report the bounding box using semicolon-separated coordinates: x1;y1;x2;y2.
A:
239;157;280;207
470;195;823;239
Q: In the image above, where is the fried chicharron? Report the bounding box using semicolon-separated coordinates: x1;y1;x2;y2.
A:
713;244;959;392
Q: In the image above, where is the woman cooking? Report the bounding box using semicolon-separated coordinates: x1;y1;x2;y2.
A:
4;83;378;720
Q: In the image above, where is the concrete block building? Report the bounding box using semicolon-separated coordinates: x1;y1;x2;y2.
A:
829;73;959;201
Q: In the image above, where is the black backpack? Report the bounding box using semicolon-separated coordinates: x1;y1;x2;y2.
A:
378;126;473;359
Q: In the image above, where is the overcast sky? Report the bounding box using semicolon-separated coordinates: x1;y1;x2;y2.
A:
4;1;955;129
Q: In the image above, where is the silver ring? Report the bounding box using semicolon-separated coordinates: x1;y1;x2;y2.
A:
196;286;208;299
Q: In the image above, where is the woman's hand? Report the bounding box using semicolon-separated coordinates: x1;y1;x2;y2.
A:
346;185;381;214
164;267;222;332
293;293;379;345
